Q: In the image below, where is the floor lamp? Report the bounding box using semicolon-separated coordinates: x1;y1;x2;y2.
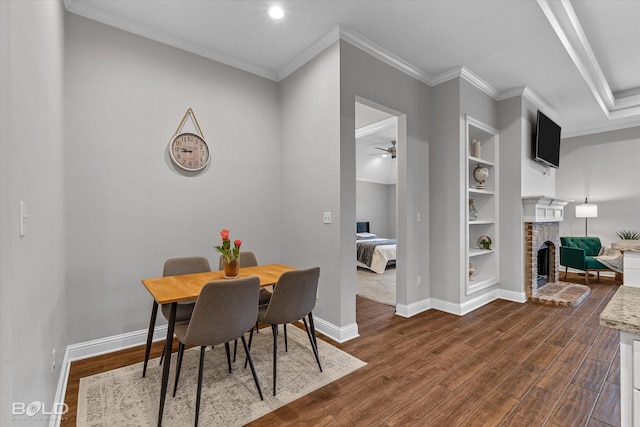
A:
575;197;598;236
575;198;598;277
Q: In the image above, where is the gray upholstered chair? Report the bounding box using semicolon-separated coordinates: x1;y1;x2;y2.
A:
172;277;264;425
218;251;272;306
248;267;322;396
142;256;211;377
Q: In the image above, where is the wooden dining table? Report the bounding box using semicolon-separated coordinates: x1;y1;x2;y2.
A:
141;263;295;426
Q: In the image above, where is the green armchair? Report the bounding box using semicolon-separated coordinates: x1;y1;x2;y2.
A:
559;237;610;284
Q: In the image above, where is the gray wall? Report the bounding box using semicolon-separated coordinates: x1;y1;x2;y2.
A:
0;1;67;423
356;181;396;238
429;77;500;305
558;126;640;246
65;15;282;343
498;96;525;294
522;97;556;196
340;40;431;307
279;42;343;325
429;79;461;303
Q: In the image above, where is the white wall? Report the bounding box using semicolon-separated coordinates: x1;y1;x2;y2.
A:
0;1;67;423
65;15;281;343
356;181;396;238
558;126;640;246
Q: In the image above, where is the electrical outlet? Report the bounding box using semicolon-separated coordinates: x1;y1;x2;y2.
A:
51;348;56;374
417;276;421;286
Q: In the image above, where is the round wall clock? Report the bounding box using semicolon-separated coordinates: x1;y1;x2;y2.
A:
169;132;210;172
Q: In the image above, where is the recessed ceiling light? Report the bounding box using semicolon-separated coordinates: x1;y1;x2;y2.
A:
269;5;284;20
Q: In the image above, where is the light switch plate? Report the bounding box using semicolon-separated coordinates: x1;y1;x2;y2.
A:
323;212;332;224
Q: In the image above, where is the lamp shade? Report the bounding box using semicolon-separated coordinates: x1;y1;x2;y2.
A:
575;202;598;218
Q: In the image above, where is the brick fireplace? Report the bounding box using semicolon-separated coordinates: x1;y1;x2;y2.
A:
521;196;590;306
524;221;560;297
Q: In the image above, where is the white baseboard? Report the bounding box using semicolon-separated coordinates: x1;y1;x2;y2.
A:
52;324;168;427
498;288;528;303
395;298;432;317
50;346;70;427
67;325;168;362
313;317;359;343
431;295;496;316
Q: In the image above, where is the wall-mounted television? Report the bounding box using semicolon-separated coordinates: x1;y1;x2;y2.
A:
533;110;561;169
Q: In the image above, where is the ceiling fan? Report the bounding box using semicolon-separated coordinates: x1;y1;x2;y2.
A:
369;140;396;159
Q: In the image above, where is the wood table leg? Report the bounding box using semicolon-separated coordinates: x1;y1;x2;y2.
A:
157;302;176;427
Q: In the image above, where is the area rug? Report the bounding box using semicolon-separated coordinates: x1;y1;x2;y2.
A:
77;326;365;426
356;266;396;306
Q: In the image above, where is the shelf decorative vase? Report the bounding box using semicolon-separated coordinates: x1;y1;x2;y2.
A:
469;199;478;221
473;164;489;189
472;139;481;158
222;256;240;279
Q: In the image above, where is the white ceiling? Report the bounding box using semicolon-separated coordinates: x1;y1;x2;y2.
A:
65;0;640;137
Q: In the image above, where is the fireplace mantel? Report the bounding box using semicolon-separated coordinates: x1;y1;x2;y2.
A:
522;196;571;223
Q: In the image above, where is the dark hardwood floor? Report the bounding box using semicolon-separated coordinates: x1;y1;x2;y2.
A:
64;273;621;426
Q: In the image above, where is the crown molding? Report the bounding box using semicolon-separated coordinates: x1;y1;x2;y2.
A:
497;86;560;122
355;116;397;139
283;23;505;104
64;1;279;81
336;25;432;86
537;0;640;121
562;120;640;139
277;26;341;81
460;66;499;99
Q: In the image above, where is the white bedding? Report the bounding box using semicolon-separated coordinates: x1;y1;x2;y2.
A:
356;237;396;274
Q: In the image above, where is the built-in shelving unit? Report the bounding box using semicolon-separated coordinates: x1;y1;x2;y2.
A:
465;115;499;295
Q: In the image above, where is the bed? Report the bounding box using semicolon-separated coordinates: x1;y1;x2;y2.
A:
356;222;397;274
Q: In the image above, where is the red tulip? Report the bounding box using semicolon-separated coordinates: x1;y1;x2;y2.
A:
220;229;230;241
234;239;242;248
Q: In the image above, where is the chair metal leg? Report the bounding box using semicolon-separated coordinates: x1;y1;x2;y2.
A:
143;301;159;377
244;328;254;369
597;271;600;280
233;339;238;362
308;311;318;348
224;342;232;373
157;302;176;427
271;324;278;396
303;316;322;372
284;323;288;352
564;266;568;280
172;342;185;397
241;335;264;400
195;346;206;427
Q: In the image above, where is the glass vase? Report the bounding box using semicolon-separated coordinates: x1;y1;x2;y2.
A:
223;254;240;278
469;199;478;221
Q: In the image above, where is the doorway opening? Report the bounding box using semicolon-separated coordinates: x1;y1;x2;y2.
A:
355;101;399;308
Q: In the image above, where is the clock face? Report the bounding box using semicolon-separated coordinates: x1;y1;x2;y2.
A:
169;133;209;172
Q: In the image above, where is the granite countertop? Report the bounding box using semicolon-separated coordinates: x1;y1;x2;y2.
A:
600;286;640;334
